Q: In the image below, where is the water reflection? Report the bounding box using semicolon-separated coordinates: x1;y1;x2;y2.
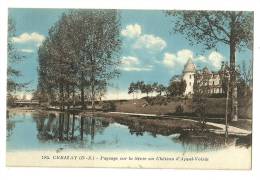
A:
7;111;251;152
32;112;108;144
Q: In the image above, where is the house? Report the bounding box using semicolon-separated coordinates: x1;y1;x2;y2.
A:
181;59;223;96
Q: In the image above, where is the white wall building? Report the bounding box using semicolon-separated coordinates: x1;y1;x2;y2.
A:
182;59;196;95
181;59;223;96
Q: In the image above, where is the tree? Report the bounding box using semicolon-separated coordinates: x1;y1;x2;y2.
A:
237;59;253;97
67;10;121;112
167;79;186;97
193;71;211;129
7;17;26;106
156;84;166;96
128;82;138;102
166;11;253;121
37;10;121;112
240;59;253;88
136;81;144;92
151;82;158;96
142;84;153;98
220;61;252;98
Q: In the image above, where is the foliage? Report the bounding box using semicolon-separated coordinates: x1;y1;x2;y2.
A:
141;84;153;97
166;11;253;50
37;10;121;110
127;78;186;106
167;79;186;97
240;59;253;87
7;17;31;106
166;10;253;122
237;59;253;97
155;84;166;96
192;72;211;127
7;17;23;94
175;104;184;114
208;93;226;98
220;62;252;98
128;81;166;99
102;101;116;112
144;95;169;106
128;82;138;101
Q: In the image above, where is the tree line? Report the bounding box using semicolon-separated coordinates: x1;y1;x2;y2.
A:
128;78;187;100
7;17;29;106
35;10;121;111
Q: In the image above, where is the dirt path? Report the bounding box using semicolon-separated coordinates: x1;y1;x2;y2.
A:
109;112;252;136
109;112;159;117
182;118;251;136
206;122;251;136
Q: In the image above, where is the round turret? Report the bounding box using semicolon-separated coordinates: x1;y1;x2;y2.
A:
183;58;196;73
182;59;196;95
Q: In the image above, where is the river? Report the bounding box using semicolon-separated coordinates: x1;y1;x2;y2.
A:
6;110;250;152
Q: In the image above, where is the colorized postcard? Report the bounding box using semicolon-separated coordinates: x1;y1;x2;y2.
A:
6;8;253;169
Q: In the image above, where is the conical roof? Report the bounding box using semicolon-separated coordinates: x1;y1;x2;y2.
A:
183;58;196;73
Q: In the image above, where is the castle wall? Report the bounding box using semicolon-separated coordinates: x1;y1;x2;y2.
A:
181;59;223;96
182;72;195;95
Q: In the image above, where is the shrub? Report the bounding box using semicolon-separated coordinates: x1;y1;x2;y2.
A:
208;93;226;98
102;101;116;112
175;104;184;114
143;95;169;106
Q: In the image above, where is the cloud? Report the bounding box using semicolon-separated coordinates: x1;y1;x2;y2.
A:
162;49;193;68
133;34;167;52
12;32;45;46
121;56;139;66
120;56;153;72
162;49;225;70
208;51;224;69
121;24;142;38
194;55;207;62
19;49;34;53
162;53;176;68
177;49;193;61
121;24;166;53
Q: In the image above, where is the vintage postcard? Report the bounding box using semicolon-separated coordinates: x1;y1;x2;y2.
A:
6;8;253;169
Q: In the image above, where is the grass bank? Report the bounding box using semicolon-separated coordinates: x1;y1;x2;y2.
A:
113;97;252;119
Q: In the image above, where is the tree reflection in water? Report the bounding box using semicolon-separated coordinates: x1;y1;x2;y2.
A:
7;111;23;139
8;111;250;151
32;112;108;145
112;116;250;151
7;120;15;138
172;131;237;151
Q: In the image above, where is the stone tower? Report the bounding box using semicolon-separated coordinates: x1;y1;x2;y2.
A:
182;58;196;95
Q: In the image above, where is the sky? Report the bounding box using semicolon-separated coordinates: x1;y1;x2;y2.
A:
9;8;253;100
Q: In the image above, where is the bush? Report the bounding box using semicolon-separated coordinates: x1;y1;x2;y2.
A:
175;104;184;114
208;93;226;98
102;101;116;112
143;95;169;106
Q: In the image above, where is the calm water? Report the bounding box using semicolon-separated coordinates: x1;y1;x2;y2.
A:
6;111;247;152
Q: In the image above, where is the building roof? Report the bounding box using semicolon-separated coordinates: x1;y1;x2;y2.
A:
202;67;211;74
183;59;196;73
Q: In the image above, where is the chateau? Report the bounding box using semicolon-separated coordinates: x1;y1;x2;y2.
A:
181;59;223;96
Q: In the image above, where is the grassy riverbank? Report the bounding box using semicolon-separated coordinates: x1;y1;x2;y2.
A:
112;97;252;119
8;98;252;133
